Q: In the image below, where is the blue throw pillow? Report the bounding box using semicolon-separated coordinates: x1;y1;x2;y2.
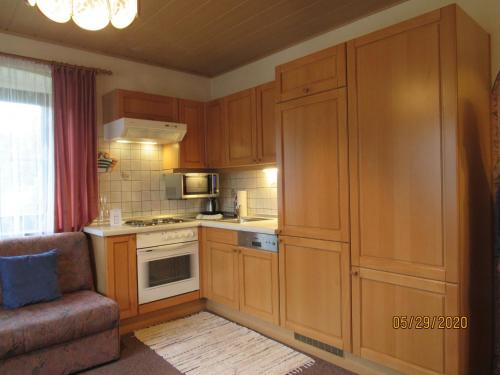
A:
0;249;61;309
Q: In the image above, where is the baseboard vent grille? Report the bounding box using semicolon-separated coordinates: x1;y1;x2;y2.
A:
294;333;344;357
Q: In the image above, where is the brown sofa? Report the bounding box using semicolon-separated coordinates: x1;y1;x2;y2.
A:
0;232;120;375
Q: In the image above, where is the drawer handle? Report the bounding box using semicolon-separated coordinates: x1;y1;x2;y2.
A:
302;87;310;93
351;270;359;276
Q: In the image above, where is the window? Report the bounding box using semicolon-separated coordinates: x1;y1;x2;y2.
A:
0;57;54;238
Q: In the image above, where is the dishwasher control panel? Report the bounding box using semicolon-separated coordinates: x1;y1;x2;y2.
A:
238;232;278;252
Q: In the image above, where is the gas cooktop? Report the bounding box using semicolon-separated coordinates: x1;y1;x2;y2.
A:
124;217;194;227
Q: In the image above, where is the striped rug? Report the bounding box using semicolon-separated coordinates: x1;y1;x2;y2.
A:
135;311;315;375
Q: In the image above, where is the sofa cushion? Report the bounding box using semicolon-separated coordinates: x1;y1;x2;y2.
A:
0;233;94;305
0;249;61;309
0;290;119;359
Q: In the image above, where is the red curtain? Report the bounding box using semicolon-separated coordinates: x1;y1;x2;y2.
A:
53;66;98;232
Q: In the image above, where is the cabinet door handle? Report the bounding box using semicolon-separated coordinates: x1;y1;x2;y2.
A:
351;270;359;276
302;87;310;94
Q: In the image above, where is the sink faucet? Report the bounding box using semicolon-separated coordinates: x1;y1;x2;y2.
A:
234;204;242;223
234;195;242;223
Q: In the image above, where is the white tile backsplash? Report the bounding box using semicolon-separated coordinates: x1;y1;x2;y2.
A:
219;169;278;217
97;138;204;220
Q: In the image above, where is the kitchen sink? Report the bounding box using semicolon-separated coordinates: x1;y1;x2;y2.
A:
220;217;274;223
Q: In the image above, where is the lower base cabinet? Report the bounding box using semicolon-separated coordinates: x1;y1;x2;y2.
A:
279;236;351;350
105;235;138;320
206;241;240;309
206;239;279;324
351;267;459;375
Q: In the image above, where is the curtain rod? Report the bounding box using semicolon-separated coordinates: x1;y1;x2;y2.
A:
0;51;113;75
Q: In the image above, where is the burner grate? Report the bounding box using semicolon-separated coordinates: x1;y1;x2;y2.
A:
124;217;191;227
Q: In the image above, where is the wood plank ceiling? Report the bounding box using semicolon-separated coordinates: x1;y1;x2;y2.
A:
0;0;404;77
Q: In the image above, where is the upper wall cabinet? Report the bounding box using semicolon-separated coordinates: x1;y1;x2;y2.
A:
224;88;258;166
205;99;226;168
178;99;206;169
102;89;178;123
216;82;276;168
276;45;346;102
277;88;349;242
256;81;276;164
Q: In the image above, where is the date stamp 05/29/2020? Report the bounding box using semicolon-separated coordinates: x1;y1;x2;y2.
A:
392;316;469;330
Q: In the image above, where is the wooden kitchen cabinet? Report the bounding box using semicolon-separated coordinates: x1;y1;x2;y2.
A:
347;5;492;374
205;99;226;168
224;88;258;166
351;267;459;375
279;236;351;350
163;99;206;169
178;99;206;168
205;229;279;324
206;241;240;309
256;81;277;163
105;235;138;320
276;44;346;102
102;89;178;123
348;9;449;281
277;88;349;242
239;247;279;325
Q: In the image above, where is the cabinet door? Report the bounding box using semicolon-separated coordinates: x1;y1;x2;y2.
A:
256;81;276;164
347;11;456;281
178;99;206;168
103;89;178;123
351;267;459;375
279;236;351;350
276;44;346;102
206;241;239;309
239;247;279;324
224;88;257;166
205;99;226;168
106;235;138;320
277;88;349;242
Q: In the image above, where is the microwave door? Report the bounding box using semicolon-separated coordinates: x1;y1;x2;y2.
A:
183;175;208;196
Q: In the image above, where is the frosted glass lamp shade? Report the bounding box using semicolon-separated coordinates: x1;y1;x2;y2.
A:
26;0;138;30
72;0;110;31
110;0;138;29
36;0;72;23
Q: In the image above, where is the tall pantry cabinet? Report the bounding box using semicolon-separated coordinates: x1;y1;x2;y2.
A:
277;5;492;375
276;44;352;351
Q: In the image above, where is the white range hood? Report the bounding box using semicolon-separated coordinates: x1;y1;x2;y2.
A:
104;118;187;144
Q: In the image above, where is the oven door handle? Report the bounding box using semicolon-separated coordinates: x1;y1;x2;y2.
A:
137;241;197;254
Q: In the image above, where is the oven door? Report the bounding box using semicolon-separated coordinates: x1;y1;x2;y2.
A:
137;241;199;304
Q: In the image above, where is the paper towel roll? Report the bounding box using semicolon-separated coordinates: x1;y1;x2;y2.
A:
236;190;248;217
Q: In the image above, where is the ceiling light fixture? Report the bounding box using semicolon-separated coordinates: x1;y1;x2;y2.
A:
26;0;138;31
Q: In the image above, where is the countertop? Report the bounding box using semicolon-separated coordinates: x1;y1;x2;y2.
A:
83;218;278;237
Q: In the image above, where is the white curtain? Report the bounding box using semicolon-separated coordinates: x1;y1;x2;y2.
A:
0;56;54;238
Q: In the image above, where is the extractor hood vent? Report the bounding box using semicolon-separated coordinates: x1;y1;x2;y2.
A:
104;117;187;145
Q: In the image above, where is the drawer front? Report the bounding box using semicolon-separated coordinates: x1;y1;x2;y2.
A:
276;44;346;102
205;228;238;245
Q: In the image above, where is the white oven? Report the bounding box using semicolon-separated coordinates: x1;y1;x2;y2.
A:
137;228;199;304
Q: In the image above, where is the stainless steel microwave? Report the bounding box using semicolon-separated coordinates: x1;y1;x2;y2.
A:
163;173;219;199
